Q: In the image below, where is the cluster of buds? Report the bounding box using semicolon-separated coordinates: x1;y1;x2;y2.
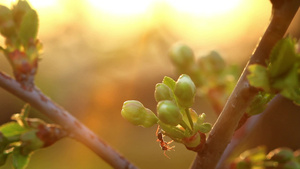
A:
230;147;300;169
170;43;239;114
0;0;42;90
0;105;66;168
121;74;212;153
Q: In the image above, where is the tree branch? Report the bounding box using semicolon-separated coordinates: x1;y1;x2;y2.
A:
191;1;300;168
0;72;137;169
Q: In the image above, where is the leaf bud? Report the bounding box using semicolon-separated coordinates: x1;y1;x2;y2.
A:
197;123;212;133
154;83;173;102
20;130;44;155
121;100;157;127
169;43;195;69
174;74;196;107
157;100;182;126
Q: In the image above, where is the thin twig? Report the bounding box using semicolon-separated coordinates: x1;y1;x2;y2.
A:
191;1;300;168
0;72;137;169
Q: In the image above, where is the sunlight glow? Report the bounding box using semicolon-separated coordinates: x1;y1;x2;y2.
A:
165;0;242;16
87;0;154;16
28;0;58;8
1;0;58;9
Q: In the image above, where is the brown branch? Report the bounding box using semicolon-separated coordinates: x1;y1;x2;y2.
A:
0;72;137;169
191;1;300;168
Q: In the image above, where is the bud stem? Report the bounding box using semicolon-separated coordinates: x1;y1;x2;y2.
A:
185;108;194;130
179;121;192;134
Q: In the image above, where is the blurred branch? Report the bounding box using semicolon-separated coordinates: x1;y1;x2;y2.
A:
0;72;137;169
191;1;300;169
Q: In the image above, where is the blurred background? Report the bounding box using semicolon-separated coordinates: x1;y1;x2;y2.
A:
0;0;298;168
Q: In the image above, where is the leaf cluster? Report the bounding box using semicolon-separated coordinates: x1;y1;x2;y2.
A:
247;36;300;105
0;105;66;169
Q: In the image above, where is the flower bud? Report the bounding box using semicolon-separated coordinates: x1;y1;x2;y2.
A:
0;6;15;38
169;43;195;69
143;108;159;127
174;74;196;107
157;100;182;126
198;51;225;73
154;83;173;102
121;100;157;127
267;148;294;163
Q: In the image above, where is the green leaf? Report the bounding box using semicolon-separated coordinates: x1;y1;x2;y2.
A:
0;122;29;138
198;123;212;133
19;9;38;46
247;64;270;92
12;147;30;169
246;92;274;116
268;36;297;78
162;76;176;91
272;64;300;102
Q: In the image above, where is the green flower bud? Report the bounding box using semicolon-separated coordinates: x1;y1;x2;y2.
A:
154;83;173;102
267;148;294;163
283;161;300;169
0;6;15;38
143;108;159;127
174;74;196;107
198;51;225;73
170;43;195;69
157;100;182;126
121;100;158;127
0;5;12;24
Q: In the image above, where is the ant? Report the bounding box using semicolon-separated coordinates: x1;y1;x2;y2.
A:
156;126;175;159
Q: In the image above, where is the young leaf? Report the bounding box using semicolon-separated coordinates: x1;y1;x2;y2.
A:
247;64;270;92
268;36;297;78
12;147;30;169
0;122;29;138
162;76;176;91
19;9;38;46
272;64;300;103
246;92;274;116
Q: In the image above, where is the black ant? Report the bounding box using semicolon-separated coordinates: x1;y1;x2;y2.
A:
156;126;175;159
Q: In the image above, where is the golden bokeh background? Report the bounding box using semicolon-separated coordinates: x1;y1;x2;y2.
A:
1;0;298;169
